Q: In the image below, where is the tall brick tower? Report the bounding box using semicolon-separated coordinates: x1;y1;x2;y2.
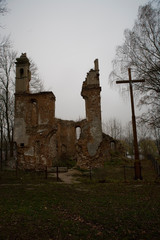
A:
81;59;102;157
14;53;57;170
15;53;31;93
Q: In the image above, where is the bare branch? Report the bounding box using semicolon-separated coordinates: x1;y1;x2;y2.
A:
109;2;160;128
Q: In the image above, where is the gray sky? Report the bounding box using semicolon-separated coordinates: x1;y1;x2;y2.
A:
2;0;149;124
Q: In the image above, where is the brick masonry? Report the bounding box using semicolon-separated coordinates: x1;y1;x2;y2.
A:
14;54;123;170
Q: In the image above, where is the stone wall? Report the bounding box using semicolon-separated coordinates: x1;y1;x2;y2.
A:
14;54;124;170
55;119;77;161
14;92;57;169
76;59;104;168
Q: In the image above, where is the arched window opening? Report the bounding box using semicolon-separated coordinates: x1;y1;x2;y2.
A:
20;68;24;78
76;127;81;140
30;99;38;126
111;141;116;150
31;99;37;105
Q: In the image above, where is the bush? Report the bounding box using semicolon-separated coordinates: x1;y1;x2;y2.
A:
93;168;107;182
53;154;76;168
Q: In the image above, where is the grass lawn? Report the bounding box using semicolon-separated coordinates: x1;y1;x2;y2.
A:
0;161;160;240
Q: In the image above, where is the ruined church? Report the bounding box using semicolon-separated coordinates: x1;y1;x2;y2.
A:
14;53;122;170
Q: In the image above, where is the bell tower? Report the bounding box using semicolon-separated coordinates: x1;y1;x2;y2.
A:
15;53;31;93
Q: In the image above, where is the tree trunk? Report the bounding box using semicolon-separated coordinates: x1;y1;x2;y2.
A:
0;122;3;170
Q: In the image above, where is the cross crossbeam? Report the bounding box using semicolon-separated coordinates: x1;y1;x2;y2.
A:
116;79;145;84
116;68;145;180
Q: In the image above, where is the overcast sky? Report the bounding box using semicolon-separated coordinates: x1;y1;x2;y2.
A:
2;0;149;125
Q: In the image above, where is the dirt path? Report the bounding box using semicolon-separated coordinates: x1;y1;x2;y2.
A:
51;168;81;184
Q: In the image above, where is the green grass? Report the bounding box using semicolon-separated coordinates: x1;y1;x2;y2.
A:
0;169;59;185
0;171;160;239
77;158;157;183
0;159;159;240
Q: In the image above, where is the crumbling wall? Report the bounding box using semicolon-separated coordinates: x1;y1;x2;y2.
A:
76;131;125;169
55;119;76;161
14;54;123;171
14;92;57;169
55;119;88;165
81;86;102;156
76;59;104;168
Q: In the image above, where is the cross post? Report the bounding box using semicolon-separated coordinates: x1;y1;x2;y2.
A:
116;68;145;180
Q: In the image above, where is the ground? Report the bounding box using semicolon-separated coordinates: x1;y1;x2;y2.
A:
55;168;81;184
0;158;160;240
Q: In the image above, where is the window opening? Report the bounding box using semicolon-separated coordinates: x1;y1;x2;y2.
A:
31;99;37;105
111;141;116;150
76;127;81;140
20;68;24;77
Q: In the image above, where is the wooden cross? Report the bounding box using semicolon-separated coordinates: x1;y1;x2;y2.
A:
116;68;145;180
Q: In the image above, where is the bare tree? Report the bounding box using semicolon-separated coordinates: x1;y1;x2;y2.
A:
0;0;9;47
0;0;7;15
0;43;17;161
0;42;44;164
109;1;160;128
123;121;134;156
0;110;4;169
103;118;123;140
0;1;44;166
153;127;160;155
139;138;159;158
29;58;44;93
